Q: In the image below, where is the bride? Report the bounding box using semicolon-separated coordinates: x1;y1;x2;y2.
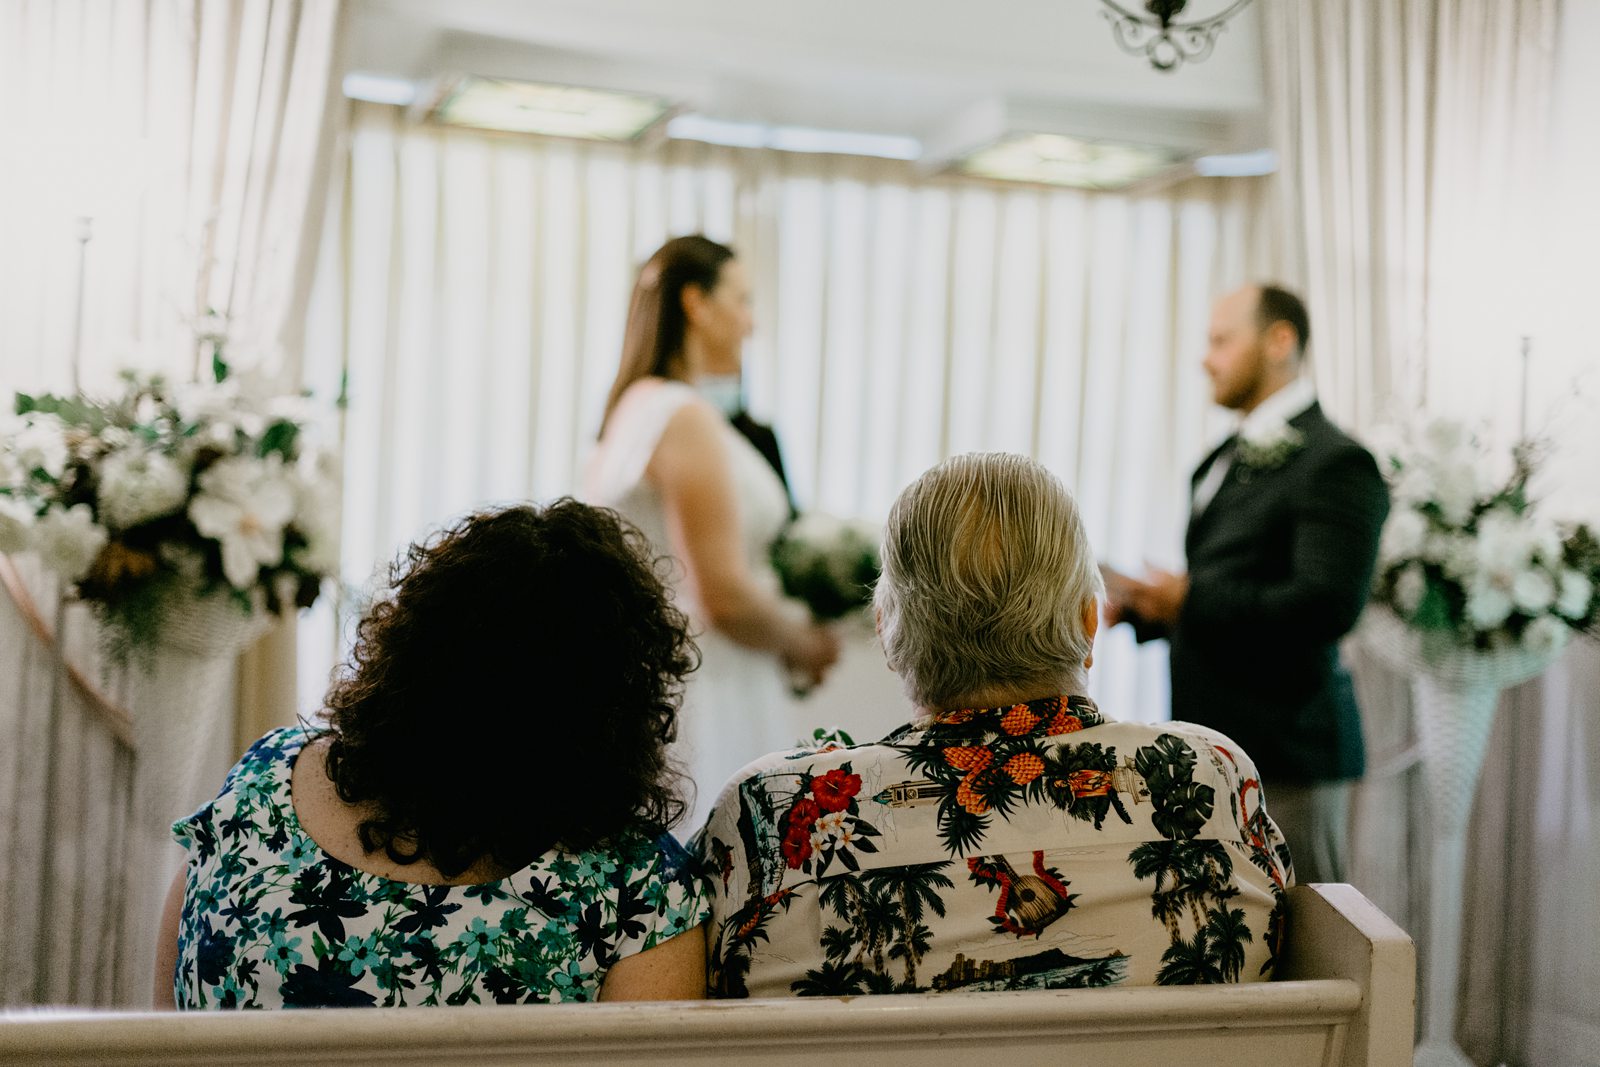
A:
584;235;839;832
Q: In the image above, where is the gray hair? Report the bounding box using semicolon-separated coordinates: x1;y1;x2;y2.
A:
874;452;1103;710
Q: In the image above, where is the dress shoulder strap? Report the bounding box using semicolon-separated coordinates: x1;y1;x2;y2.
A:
585;380;703;501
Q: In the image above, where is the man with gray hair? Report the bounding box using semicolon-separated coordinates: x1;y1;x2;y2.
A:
695;452;1291;998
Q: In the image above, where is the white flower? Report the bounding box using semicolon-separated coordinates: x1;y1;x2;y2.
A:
1393;565;1427;615
1392;465;1435;510
1557;570;1594;619
1521;614;1567;656
133;394;162;427
267;394;317;428
1422;417;1470;460
98;448;189;529
0;450;20;491
1511;569;1556;614
1465;578;1514;631
34;503;107;582
815;811;849;838
0;495;36;554
1236;415;1305;469
811;810;856;850
285;452;341;577
1525;518;1563;566
188;456;295;589
1433;465;1478;526
1474;453;1512;498
1240;412;1294;449
1429;533;1479;580
1380;510;1429;563
1476;509;1531;571
99;425;134;450
170;380;235;425
787;512;847;546
172;380;264;441
13;415;69;479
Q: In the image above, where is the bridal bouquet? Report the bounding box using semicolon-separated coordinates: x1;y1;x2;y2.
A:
0;357;339;657
771;513;881;622
1370;416;1599;652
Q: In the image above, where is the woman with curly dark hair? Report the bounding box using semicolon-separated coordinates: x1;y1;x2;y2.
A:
153;500;709;1009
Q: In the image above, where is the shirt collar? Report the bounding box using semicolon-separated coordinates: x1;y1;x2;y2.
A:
914;694;1108;740
1238;376;1316;437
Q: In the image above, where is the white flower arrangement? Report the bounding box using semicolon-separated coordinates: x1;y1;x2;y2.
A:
0;355;340;658
770;513;881;622
1235;414;1305;470
1371;416;1599;652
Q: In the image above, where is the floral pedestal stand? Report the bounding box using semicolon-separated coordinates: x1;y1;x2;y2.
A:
126;590;269;991
1362;609;1567;1067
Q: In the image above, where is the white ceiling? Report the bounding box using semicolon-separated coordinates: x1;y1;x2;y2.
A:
347;0;1267;151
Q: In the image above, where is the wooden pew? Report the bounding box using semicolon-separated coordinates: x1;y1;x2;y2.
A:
0;883;1414;1066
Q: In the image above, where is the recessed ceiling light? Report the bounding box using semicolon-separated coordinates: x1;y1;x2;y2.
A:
342;71;418;107
957;133;1185;189
1193;148;1279;176
430;76;672;142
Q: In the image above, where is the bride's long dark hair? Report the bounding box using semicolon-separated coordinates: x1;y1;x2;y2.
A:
599;235;735;436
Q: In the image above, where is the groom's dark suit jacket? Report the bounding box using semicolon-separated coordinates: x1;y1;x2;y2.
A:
1153;402;1389;784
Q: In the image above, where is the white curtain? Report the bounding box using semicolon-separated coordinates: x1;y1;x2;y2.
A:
302;103;1274;734
0;0;344;1007
1263;2;1599;1064
1261;0;1560;436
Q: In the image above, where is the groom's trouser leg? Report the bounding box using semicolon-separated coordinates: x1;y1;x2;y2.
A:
1263;779;1352;884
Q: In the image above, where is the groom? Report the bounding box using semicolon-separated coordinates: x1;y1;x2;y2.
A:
1105;284;1389;883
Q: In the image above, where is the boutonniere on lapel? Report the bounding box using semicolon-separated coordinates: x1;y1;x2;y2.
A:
1235;415;1305;473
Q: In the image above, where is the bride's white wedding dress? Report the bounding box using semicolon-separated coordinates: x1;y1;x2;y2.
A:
584;379;802;835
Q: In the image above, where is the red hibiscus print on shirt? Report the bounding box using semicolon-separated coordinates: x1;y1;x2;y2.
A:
810;770;862;814
780;798;822;869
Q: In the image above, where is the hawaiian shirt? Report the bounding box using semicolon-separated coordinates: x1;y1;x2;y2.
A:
694;695;1291;997
172;727;709;1008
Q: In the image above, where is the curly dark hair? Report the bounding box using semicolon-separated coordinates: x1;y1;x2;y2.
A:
321;499;698;878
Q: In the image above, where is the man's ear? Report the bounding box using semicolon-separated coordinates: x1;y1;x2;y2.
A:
1082;596;1099;669
1265;319;1299;367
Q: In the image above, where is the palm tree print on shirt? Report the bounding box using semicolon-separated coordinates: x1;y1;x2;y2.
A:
698;696;1293;997
802;861;955;994
1154;903;1256;985
1120;731;1279;985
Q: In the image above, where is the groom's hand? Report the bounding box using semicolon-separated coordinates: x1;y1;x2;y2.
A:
1126;568;1190;627
1099;564;1137;626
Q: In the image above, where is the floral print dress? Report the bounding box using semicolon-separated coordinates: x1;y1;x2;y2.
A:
695;696;1292;998
172;727;709;1008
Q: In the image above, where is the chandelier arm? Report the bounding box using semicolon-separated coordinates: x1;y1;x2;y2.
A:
1104;15;1159;56
1097;0;1152;22
1096;0;1254;71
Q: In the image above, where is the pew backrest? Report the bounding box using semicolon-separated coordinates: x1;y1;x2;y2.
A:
0;883;1415;1067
